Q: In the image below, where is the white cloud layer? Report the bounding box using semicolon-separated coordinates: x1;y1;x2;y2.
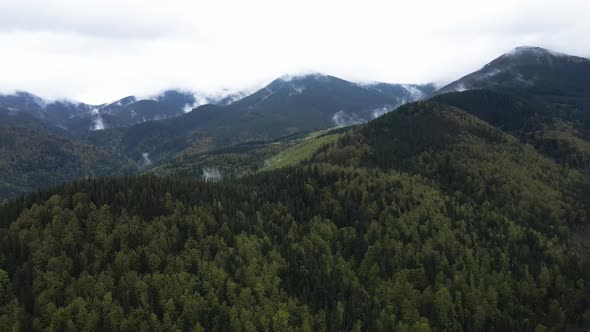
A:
1;0;589;103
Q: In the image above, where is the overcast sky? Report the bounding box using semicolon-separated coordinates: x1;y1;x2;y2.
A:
1;0;589;104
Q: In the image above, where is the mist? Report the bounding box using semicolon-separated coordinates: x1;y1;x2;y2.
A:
202;167;222;182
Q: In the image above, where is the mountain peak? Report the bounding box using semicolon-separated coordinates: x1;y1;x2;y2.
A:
505;46;561;57
278;73;330;83
437;46;590;95
492;46;589;66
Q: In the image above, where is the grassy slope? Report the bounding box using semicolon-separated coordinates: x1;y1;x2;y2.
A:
152;128;347;179
262;132;340;170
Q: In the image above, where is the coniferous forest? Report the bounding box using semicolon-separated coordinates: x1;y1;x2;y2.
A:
1;100;589;331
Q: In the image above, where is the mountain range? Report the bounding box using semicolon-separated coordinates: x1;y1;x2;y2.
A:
1;77;434;135
0;90;213;135
1;46;590;200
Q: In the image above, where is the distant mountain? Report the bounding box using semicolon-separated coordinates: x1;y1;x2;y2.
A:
363;82;436;107
188;74;433;128
0;106;68;135
86;90;198;132
90;74;433;164
437;46;590;98
213;89;256;106
0;89;227;134
223;74;400;127
0;92;95;130
1;75;433;140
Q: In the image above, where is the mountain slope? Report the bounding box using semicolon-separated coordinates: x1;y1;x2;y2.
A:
88;90;201;131
151;128;349;180
224;74;410;127
0;107;68;136
363;82;436;106
0;124;136;200
438;46;590;99
0;92;95;130
433;89;590;170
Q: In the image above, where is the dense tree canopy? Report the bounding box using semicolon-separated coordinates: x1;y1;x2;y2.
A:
0;101;589;331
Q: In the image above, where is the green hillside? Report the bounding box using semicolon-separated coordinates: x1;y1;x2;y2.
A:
261;131;341;170
152;128;349;180
433;90;590;170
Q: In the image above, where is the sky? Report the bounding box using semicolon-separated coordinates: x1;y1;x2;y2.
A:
1;0;589;104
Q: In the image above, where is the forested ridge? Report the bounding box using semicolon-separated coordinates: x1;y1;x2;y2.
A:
0;101;589;331
0;123;136;200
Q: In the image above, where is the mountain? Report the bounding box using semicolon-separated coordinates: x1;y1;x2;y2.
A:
0;106;68;136
0;92;95;130
222;74;434;127
0;123;136;200
1;101;588;330
0;89;223;135
363;82;436;106
2;77;431;139
85;90;199;132
437;46;590;98
92;74;432;165
433;89;590;172
433;47;590;172
213;88;256;105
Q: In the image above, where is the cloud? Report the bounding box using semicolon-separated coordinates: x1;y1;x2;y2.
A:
202;167;222;182
332;111;363;127
371;106;391;119
0;0;589;103
141;152;152;167
90;108;105;130
0;0;186;40
401;85;425;100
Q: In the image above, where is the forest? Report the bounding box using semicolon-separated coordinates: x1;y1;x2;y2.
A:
0;101;588;331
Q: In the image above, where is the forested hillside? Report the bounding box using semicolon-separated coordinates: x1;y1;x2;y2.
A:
0;123;136;200
1;101;588;331
433;90;590;171
152;128;350;180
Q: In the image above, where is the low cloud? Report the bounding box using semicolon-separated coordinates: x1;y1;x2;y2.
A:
141;152;152;167
371;106;391;119
401;84;425;100
332;110;363;127
202;167;222;182
90;108;105;130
